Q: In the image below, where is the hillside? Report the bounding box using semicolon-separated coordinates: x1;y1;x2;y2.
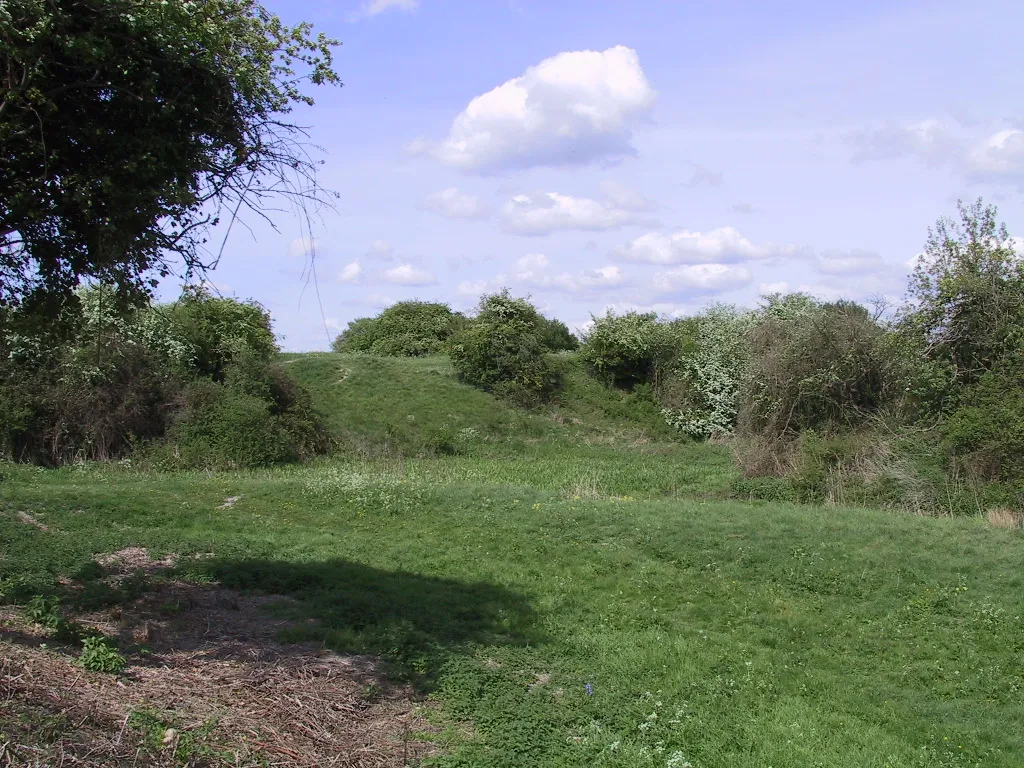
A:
1;352;1022;766
282;351;684;452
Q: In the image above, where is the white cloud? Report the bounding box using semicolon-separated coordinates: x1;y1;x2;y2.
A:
359;0;418;17
966;129;1024;178
337;261;363;283
758;281;789;294
816;248;884;275
421;187;490;219
617;226;799;265
365;240;396;262
499;191;652;235
456;279;489;297
458;253;626;296
848;119;955;164
381;263;437;286
410;45;656;172
652;263;752;294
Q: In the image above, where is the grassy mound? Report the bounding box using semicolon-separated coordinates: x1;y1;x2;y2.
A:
281;352;681;457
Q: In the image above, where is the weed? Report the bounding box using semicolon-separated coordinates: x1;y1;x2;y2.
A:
79;636;126;673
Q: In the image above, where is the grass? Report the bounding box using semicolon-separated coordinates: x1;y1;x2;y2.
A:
3;354;1023;766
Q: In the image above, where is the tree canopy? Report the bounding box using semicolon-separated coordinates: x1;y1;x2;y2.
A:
0;0;340;315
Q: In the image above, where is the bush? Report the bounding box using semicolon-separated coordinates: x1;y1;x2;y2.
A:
332;301;465;356
738;299;892;439
899;198;1024;405
161;285;278;379
661;304;755;438
537;316;579;352
943;354;1024;482
579;311;675;389
449;291;560;406
0;285;327;467
166;362;328;470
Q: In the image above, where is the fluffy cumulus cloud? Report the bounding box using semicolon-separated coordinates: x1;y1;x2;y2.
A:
651;263;752;295
616;226;798;265
458;253;626;296
381;263;437;286
815;248;884;275
411;46;656;172
421;187;490;220
499;189;653;235
966;129;1024;179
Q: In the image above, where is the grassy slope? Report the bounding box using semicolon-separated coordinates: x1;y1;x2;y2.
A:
2;353;1023;767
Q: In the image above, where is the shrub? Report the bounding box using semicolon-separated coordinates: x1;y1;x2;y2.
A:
167;367;327;470
331;316;378;353
161;285;278;379
332;301;465;356
738;299;892;439
899;198;1024;405
537;316;579;352
0;285;327;467
449;291;560;405
579;311;675;389
942;354;1024;482
661;304;755;438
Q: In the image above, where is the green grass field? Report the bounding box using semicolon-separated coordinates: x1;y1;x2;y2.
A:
3;354;1023;767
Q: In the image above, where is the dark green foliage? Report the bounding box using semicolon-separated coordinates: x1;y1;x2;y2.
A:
448;292;561;406
537;316;579;352
161;286;278;379
78;636;126;674
943;355;1024;483
900;199;1024;404
0;286;326;467
163;361;328;470
578;310;675;389
1;0;339;312
331;316;378;353
331;301;466;356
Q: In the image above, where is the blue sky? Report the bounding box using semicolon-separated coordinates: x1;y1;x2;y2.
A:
178;0;1024;350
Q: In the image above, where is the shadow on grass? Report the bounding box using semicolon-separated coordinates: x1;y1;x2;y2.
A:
2;552;541;691
181;556;542;686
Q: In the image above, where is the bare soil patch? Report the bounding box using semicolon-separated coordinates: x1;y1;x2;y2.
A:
1;549;434;767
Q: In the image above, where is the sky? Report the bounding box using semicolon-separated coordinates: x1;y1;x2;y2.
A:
172;0;1024;350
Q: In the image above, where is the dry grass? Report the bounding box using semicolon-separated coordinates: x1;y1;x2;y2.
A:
1;549;434;767
986;507;1023;529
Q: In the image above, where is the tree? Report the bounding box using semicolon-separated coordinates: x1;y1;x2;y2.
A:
448;291;560;405
900;198;1024;402
1;0;340;314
